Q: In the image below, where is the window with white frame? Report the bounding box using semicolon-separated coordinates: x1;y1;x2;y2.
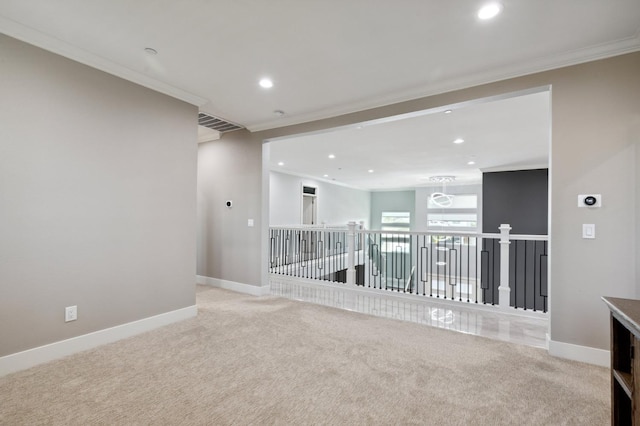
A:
380;211;411;251
427;193;478;231
381;211;410;232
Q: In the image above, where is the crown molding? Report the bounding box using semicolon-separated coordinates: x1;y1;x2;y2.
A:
247;33;640;133
0;16;209;107
3;13;638;132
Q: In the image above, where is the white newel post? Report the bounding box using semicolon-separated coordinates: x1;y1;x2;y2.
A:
347;221;357;286
498;224;512;310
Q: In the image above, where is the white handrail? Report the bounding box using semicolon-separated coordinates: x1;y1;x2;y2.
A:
509;234;548;241
269;226;548;241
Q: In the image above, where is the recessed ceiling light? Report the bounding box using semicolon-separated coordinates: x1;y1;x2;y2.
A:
444;109;452;114
144;47;157;55
259;78;274;89
478;3;503;20
278;161;284;166
328;154;336;159
368;169;374;173
453;138;465;144
467;161;476;165
323;174;329;178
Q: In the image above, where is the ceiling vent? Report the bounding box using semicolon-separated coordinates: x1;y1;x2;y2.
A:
198;112;244;133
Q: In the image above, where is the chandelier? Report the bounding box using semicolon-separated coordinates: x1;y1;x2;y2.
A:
429;176;455;207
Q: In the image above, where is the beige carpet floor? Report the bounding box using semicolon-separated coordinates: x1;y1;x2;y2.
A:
1;286;609;425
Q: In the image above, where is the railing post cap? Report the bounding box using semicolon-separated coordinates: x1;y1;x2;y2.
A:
499;224;512;230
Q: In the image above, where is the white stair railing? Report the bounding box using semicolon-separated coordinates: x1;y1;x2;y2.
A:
269;223;548;313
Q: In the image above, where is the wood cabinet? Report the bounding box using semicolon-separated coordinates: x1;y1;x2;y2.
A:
603;297;640;424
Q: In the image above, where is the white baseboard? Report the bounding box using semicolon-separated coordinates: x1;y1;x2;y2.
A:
548;339;610;367
0;304;197;377
197;275;271;296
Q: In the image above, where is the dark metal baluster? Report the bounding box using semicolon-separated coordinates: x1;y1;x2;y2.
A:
435;236;440;298
317;237;324;281
450;247;458;301
378;233;383;290
302;236;308;279
431;235;435;297
421;239;428;297
269;236;274;271
474;237;479;304
466;237;470;303
492;239;497;305
541;241;548;313
389;233;393;291
480;239;489;304
523;241;527;311
291;230;296;277
400;237;405;292
514;239;518;309
393;234;402;291
533;241;538;312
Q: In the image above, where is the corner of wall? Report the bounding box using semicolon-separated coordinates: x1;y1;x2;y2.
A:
197;275;271;297
548;339;610;367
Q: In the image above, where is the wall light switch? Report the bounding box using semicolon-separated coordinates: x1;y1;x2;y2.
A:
248;219;254;227
582;224;595;239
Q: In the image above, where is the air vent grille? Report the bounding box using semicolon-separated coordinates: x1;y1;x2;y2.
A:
198;113;244;133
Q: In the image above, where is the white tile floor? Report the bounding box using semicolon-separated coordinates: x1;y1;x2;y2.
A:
270;276;549;349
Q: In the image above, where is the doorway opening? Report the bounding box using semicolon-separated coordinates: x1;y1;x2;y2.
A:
302;185;318;225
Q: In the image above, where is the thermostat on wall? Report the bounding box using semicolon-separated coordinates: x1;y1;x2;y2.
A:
577;194;601;208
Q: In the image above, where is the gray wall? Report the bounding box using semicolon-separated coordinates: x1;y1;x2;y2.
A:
269;171;371;227
370;190;415;230
197;130;263;285
0;36;198;357
196;51;640;353
482;169;548;234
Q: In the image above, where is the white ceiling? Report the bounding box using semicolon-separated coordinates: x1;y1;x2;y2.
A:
269;89;550;190
4;1;635;191
1;0;639;133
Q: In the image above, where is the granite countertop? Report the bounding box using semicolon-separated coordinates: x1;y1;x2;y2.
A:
603;296;640;337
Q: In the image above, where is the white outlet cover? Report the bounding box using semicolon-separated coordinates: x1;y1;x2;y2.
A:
65;305;77;322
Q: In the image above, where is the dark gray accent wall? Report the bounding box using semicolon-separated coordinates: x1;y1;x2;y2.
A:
482;169;548;235
481;169;549;309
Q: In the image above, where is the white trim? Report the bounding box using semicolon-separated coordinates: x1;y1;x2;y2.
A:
197;275;271;296
0;305;197;377
548;339;610;367
248;37;640;131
